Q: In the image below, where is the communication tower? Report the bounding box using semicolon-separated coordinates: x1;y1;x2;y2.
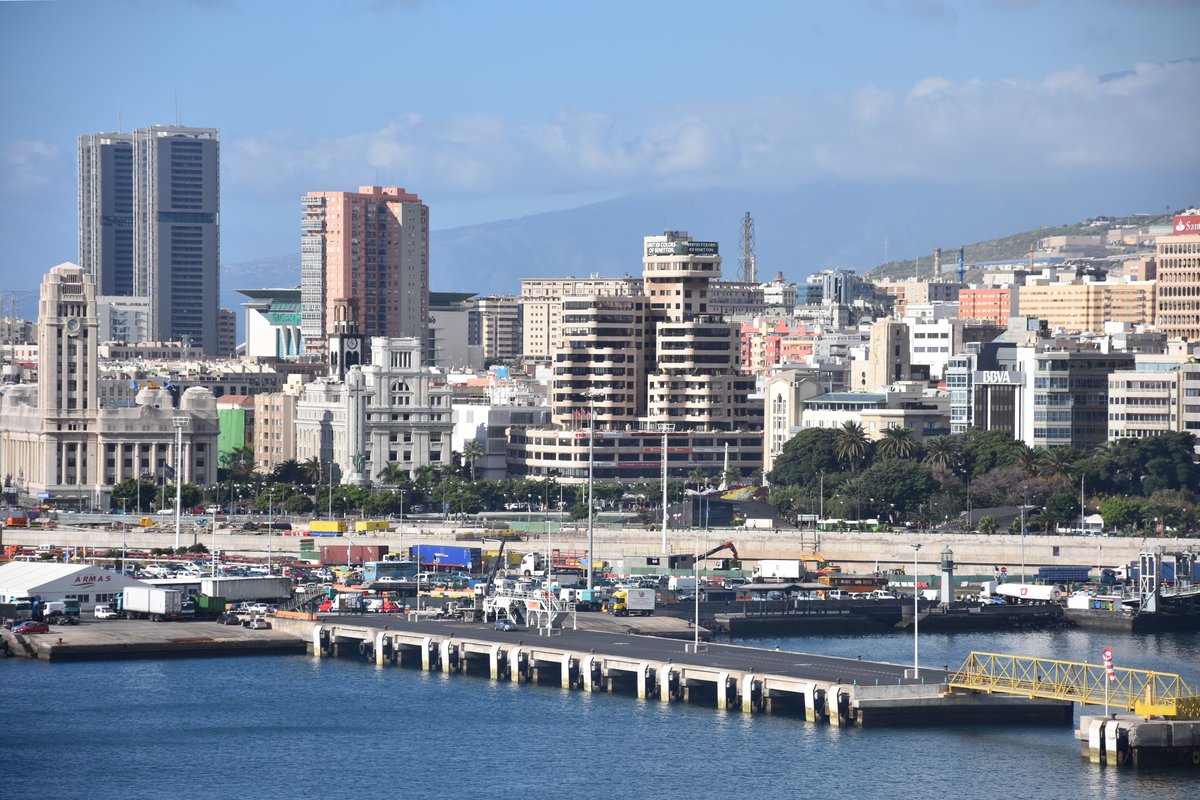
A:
738;212;757;283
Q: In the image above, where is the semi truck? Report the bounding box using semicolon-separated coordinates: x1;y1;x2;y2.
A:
118;587;183;621
609;588;655;617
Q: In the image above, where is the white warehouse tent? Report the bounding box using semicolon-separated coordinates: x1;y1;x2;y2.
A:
0;562;148;609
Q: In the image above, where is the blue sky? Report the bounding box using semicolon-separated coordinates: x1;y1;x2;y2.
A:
1;0;1197;309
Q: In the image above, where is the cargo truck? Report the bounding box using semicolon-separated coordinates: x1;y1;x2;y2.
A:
118;587;184;621
751;559;804;582
609;588;655;617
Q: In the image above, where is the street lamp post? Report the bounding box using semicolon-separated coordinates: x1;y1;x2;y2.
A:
586;393;596;594
912;543;922;680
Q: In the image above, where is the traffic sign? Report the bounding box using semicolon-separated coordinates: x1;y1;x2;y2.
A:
1000;566;1008;575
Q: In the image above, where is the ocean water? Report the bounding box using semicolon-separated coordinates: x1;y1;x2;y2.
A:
2;628;1197;800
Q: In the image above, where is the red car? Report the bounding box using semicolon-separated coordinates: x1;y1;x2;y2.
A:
13;620;50;634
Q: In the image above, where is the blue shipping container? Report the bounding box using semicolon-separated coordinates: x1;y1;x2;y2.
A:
410;544;480;570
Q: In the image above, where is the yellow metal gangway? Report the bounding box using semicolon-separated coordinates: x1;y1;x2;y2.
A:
947;651;1200;719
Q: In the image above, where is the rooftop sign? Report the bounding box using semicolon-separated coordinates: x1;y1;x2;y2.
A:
646;240;719;257
1173;215;1200;235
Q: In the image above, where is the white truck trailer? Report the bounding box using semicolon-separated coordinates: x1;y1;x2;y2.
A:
119;586;183;621
751;559;803;582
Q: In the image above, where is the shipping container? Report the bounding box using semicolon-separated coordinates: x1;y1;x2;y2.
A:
320;544;390;566
200;576;293;601
1036;566;1092;583
309;520;348;533
410;544;480;571
118;587;183;620
354;520;389;533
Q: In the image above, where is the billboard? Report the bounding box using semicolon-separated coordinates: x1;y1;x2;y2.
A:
1173;215;1200;235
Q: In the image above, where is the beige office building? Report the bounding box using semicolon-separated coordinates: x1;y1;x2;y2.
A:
1018;281;1156;334
519;276;641;358
1156;230;1200;341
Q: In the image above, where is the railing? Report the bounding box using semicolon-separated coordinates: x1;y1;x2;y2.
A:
948;651;1200;719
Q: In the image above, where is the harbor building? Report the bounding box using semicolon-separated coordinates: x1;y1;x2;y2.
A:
300;186;429;358
471;295;523;363
0;264;217;509
957;286;1017;327
519;276;641;359
1018;280;1157;334
241;288;305;360
79;125;222;353
1106;343;1200;456
1015;343;1134;450
763;369;824;474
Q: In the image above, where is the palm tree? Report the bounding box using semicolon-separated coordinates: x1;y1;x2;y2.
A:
688;468;707;492
876;425;917;460
977;515;998;536
1015;444;1039;477
835;421;869;473
301;456;326;506
1036;447;1074;482
462;439;485;482
376;461;407;486
220;446;259;481
922;435;959;470
271;459;304;484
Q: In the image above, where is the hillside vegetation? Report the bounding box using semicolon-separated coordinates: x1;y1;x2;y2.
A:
865;211;1177;282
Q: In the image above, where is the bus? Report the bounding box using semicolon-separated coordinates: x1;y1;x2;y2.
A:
817;573;890;596
362;559;419;584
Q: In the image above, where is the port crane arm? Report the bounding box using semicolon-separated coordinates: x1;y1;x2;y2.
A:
697;540;739;563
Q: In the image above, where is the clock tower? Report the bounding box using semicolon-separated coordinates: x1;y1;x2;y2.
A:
327;299;365;381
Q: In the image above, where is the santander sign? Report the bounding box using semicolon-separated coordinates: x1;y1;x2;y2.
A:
1174;215;1200;235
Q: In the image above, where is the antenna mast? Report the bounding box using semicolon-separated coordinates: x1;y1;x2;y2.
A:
738;211;757;283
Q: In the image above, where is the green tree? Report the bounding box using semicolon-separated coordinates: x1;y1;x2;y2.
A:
962;429;1026;478
220;446;259;481
977;516;998;536
462;439;485;482
1036;447;1078;484
835;421;870;473
847;459;937;522
1100;497;1141;531
876;425;918;460
283;494;314;514
376;461;408;486
270;459;305;484
922;435;959;470
688;468;707;492
766;427;841;487
1043;492;1080;529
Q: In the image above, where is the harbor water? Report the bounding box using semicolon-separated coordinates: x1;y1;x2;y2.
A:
2;627;1197;799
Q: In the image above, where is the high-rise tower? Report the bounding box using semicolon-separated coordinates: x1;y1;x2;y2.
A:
300;186;429;360
78;125;220;353
78;132;135;296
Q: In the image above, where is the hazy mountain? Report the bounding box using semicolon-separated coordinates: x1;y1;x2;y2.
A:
221;176;1193;337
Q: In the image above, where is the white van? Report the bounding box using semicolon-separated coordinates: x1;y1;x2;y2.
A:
668;576;697;593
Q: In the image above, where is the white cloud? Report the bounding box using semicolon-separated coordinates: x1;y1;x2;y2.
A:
224;59;1200;201
0;139;61;190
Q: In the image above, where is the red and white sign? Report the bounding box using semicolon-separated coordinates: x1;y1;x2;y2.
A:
1174;215;1200;235
1000;566;1008;575
1103;647;1116;683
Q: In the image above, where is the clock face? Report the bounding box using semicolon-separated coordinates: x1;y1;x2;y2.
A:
345;338;359;350
65;318;82;335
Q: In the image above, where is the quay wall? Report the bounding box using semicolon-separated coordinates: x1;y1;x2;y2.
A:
6;524;1195;575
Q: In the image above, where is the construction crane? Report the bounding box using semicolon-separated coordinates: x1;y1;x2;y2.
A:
696;540;741;570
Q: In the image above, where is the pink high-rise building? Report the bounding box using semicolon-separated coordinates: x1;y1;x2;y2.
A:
300;186;429;357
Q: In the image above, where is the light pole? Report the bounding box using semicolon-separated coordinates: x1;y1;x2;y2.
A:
398;488;406;552
327;461;334;520
172;416;188;550
586;392;596;594
912;542;922;680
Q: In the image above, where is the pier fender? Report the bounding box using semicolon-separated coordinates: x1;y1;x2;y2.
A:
636;663;653;700
489;644;503;680
421;636;435;671
1087;719;1105;764
813;687;827;721
828;685;853;727
357;639;372;659
741;675;762;713
561;654;574;689
1103;719;1120;766
312;625;326;657
375;632;390;667
581;655;597;692
658;665;675;702
717;672;733;710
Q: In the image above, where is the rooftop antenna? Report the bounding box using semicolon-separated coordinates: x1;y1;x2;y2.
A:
174;89;180;126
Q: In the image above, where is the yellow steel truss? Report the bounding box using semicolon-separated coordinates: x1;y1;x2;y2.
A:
947;651;1200;719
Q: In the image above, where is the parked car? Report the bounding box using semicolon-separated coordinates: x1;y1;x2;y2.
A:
94;604;118;619
494;617;518;632
51;615;80;625
13;620;50;634
217;612;242;625
245;615;271;630
722;577;749;589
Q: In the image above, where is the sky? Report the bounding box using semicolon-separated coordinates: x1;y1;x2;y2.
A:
1;0;1197;313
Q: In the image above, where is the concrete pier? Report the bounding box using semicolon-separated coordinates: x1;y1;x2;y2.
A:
1078;714;1200;767
272;614;1074;730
